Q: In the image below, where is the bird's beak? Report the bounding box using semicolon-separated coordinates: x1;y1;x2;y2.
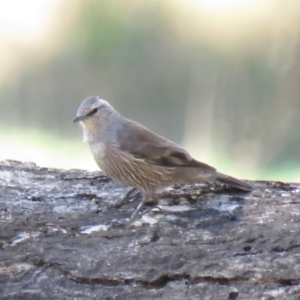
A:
73;115;85;123
73;116;84;123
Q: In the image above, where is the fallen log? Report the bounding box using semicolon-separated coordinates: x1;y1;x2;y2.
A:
0;160;299;300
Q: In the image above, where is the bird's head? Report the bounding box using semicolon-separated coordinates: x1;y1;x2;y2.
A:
73;96;117;142
73;96;114;124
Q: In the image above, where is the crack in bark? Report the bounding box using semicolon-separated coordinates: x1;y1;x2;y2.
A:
31;258;300;289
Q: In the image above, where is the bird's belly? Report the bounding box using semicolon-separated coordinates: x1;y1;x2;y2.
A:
100;155;174;193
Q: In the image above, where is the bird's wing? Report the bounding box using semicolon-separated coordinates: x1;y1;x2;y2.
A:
117;120;216;171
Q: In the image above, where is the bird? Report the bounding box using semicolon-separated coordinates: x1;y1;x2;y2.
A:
74;96;252;222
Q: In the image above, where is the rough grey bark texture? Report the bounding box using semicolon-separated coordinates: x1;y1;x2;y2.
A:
0;160;300;300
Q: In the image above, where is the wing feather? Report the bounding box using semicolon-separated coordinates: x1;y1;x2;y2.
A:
117;120;216;171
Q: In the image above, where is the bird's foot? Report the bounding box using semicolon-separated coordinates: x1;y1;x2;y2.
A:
111;188;141;208
106;218;129;229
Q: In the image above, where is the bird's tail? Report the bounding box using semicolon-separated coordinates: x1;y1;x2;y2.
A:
215;172;253;191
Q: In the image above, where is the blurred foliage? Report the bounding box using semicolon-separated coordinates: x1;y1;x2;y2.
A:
1;0;300;179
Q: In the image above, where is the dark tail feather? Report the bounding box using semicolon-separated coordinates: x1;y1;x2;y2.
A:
215;172;253;191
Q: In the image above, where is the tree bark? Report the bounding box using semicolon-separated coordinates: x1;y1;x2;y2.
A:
0;160;299;300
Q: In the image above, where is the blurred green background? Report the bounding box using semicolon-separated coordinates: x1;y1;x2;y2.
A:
1;0;300;181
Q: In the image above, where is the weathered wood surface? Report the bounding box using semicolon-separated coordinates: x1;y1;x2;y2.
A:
0;160;300;300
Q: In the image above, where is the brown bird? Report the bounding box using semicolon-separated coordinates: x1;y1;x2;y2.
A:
74;96;252;222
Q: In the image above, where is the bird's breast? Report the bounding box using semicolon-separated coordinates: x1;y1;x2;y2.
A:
91;142;107;161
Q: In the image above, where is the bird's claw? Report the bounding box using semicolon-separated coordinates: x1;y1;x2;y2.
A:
106;218;129;228
111;188;141;208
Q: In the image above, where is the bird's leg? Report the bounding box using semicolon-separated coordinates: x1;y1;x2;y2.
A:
112;187;141;208
106;194;148;228
125;188;141;202
128;193;150;223
106;190;145;228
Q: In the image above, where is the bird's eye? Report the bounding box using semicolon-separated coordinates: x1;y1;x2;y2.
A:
87;107;99;117
91;108;99;114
